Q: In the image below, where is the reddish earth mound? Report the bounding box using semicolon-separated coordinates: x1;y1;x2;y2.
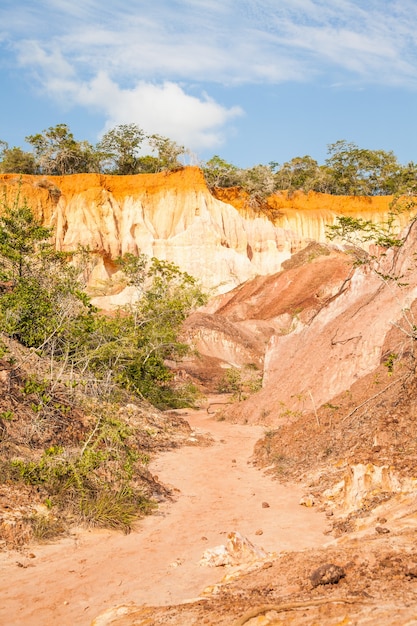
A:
182;242;353;393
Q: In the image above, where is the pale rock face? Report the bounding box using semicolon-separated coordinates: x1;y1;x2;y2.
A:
261;265;385;402
261;250;412;412
0;170;402;304
324;464;404;513
52;177;292;298
323;464;417;538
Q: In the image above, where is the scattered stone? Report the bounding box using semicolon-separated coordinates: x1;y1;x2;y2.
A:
201;536;208;541
375;526;390;534
405;563;417;578
299;494;315;507
325;510;334;517
310;563;346;588
262;501;270;508
255;529;263;535
200;544;229;567
199;531;268;567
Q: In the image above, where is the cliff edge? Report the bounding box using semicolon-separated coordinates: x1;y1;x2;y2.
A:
0;168;403;303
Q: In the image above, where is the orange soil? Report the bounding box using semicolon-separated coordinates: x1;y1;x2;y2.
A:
0;399;327;626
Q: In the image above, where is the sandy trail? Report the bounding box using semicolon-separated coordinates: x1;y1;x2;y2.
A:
0;401;327;626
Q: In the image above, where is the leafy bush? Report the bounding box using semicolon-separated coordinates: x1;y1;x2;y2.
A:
8;411;154;533
0;191;206;409
218;364;262;401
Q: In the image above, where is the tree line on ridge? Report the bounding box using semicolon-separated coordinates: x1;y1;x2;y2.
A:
1;123;417;198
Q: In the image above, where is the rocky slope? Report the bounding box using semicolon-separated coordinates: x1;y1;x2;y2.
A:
183;219;417;423
181;242;353;391
89;215;417;626
0;169;404;304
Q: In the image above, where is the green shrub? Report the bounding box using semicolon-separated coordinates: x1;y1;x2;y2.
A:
0;195;206;409
79;488;154;533
8;412;155;533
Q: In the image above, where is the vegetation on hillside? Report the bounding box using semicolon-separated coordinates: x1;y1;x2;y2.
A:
1;125;417;202
0;187;206;408
0;189;206;545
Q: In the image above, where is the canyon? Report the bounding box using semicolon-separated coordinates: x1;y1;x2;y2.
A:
1;169;417;624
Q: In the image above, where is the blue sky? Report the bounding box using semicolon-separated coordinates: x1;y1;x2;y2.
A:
1;0;417;168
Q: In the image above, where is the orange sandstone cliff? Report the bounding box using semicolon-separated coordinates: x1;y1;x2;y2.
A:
0;168;408;303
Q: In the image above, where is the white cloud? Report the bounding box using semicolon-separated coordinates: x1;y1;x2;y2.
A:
5;1;417;87
87;76;243;149
2;0;417;149
16;40;74;79
261;2;417;86
27;68;243;150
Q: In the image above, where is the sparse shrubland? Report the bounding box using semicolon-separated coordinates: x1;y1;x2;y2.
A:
0;187;206;546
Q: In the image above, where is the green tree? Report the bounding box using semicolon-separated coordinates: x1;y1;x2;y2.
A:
136;155;161;174
0;144;36;174
0;189;51;281
117;256;207;406
218;365;262;401
274;155;327;192
326;214;404;251
395;161;417;195
97;124;146;174
238;164;275;206
147;134;186;172
0;190;92;348
25;124;98;175
0;267;90;349
325;140;401;195
202;155;242;188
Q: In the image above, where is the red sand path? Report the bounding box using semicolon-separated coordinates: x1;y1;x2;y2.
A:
0;400;327;626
